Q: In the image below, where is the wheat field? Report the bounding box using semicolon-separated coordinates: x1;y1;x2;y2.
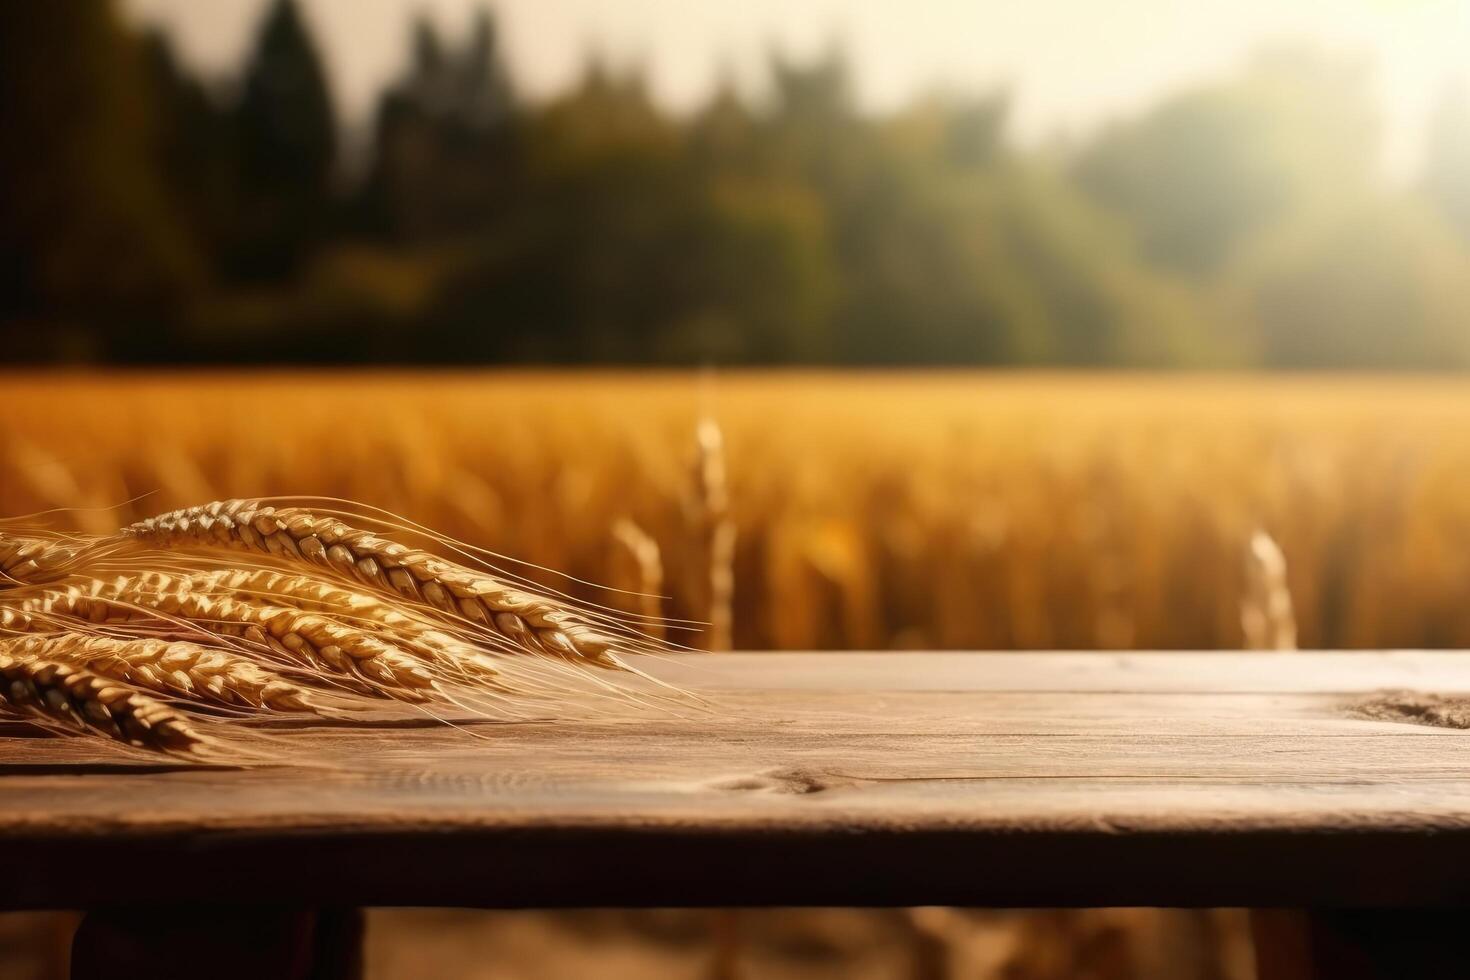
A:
5;371;1470;654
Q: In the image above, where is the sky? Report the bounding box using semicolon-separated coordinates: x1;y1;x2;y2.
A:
124;0;1470;179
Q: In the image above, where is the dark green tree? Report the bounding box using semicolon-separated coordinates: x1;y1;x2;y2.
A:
140;30;239;274
458;9;516;128
363;8;518;242
232;0;336;278
687;76;755;171
761;45;864;196
827;96;1219;366
0;0;195;357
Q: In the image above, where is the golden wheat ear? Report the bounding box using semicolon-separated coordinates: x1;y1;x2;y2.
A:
0;533;112;587
691;418;735;652
122;499;650;666
0;652;217;758
2;634;325;714
1241;529;1296;651
611;518;666;643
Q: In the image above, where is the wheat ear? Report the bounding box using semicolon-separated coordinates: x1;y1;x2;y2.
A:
611;518;665;643
125;500;623;666
178;568;507;687
0;535;92;587
2;574;437;701
0;650;210;755
5;633;319;712
693;418;735;652
1241;530;1297;651
179;568;479;650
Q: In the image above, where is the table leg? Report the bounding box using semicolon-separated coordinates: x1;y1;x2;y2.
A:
71;906;362;980
1252;908;1465;980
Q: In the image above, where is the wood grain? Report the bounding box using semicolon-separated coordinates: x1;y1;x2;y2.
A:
3;652;1470;910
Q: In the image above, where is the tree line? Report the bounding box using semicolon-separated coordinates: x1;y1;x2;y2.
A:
3;0;1470;367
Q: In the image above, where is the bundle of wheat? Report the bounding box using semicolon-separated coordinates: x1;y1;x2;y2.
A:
0;499;669;761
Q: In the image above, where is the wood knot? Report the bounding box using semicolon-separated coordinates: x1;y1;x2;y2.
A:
1350;690;1470;729
707;767;836;795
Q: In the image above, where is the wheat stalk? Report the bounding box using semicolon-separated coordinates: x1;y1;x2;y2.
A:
692;418;735;651
124;500;626;666
611;518;665;643
1241;530;1297;651
0;650;210;755
5;633;319;712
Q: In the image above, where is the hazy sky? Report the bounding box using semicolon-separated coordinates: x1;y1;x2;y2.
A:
124;0;1470;178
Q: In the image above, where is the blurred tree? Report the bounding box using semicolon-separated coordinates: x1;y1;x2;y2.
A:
761;45;866;201
677;177;837;362
363;7;518;242
140;30;239;274
677;82;838;362
533;59;677;168
1235;202;1470;368
943;92;1009;169
1423;83;1470;244
769;45;857;133
458;8;517;129
425;63;841;364
7;10;1465;370
688;76;757;172
0;0;196;357
832;96;1221;366
1074;47;1378;278
1069;46;1460;368
828;95;1021;363
995;166;1226;366
681;81;840;361
423;63;677;360
232;0;336;279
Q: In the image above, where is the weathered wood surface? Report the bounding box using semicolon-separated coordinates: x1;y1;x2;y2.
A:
4;651;1470;910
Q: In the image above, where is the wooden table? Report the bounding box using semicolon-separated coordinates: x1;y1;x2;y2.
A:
7;651;1470;978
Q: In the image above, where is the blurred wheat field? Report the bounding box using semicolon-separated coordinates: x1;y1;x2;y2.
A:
6;370;1470;653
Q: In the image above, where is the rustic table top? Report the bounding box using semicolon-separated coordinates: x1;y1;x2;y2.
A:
4;651;1470;910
